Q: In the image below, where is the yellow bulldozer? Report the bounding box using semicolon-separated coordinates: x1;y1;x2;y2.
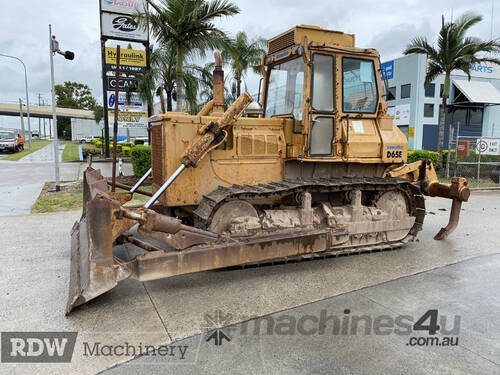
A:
67;25;470;313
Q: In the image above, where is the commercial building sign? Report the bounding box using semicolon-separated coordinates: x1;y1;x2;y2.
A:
101;0;145;15
452;63;500;80
107;92;143;110
107;91;147;128
101;12;148;42
108;110;148;128
104;47;147;73
107;76;138;92
381;61;394;80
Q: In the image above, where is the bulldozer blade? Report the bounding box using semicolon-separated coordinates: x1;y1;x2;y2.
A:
66;168;135;314
434;199;462;240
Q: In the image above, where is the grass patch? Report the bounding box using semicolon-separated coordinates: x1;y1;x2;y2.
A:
32;180;153;213
439;178;498;189
32;181;83;213
1;139;51;161
62;142;81;162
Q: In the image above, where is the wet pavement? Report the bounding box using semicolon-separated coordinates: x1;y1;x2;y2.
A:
0;142;133;216
0;191;498;374
104;254;500;375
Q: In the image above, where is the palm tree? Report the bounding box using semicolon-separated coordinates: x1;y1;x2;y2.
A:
222;31;266;97
404;12;500;164
132;47;199;114
138;0;239;112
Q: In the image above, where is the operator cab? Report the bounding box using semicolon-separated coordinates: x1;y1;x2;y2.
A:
260;25;400;162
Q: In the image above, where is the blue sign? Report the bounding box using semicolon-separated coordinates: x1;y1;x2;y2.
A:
381;61;394;80
109;93;116;107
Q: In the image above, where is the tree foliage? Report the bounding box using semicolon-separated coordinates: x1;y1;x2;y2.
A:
137;0;240;111
54;81;100;138
404;12;500;162
222;31;266;97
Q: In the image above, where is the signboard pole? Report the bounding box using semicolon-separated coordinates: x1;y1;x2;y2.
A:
112;45;121;192
454;122;460;175
145;42;152;145
477;136;482;188
101;39;111;158
446;126;454;179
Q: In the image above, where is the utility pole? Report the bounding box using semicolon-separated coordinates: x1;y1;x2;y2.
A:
0;54;32;150
38;93;41;136
19;98;26;139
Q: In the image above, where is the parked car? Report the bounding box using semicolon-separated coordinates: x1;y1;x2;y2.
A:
79;136;95;144
0;131;19;153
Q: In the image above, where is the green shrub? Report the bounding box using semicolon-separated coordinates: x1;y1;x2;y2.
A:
122;142;134;148
134;139;145;145
407;150;439;168
94;140;103;149
130;145;151;177
442;150;457;168
122;146;131;157
91;139;100;146
81;145;100;157
109;143;123;153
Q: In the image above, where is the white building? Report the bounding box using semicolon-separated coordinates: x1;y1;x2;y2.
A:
382;55;500;151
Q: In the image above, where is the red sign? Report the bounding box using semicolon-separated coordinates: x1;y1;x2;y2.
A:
457;140;469;157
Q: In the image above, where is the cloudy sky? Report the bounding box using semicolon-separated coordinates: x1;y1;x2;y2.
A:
0;0;498;129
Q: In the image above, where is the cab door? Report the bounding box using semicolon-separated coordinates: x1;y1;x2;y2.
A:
339;56;382;158
308;53;336;157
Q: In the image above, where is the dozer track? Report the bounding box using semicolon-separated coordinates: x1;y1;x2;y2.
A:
193;177;426;265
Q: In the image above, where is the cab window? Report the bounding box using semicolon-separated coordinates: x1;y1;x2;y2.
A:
312;54;334;112
265;57;304;120
342;58;378;113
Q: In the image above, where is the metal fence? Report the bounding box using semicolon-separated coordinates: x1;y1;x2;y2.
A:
445;125;500;188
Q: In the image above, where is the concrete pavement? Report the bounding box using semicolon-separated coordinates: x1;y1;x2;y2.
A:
104;254;500;375
0;191;498;374
0;142;132;215
17;141;64;163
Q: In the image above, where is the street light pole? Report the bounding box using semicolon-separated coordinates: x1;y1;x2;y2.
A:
0;53;32;150
48;24;75;192
49;24;61;191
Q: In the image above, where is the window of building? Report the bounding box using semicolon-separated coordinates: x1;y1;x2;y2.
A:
425;83;435;97
468;107;483;126
387;86;396;101
342;57;378;113
424;103;434;117
440;84;444;98
401;84;411;99
445;107;483;126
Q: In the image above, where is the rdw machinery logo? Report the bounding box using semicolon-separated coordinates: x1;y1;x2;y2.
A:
1;332;77;363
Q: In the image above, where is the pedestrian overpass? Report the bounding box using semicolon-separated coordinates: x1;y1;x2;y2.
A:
0;102;95;119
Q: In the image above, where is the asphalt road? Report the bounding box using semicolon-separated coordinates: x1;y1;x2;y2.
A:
0;191;498;374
